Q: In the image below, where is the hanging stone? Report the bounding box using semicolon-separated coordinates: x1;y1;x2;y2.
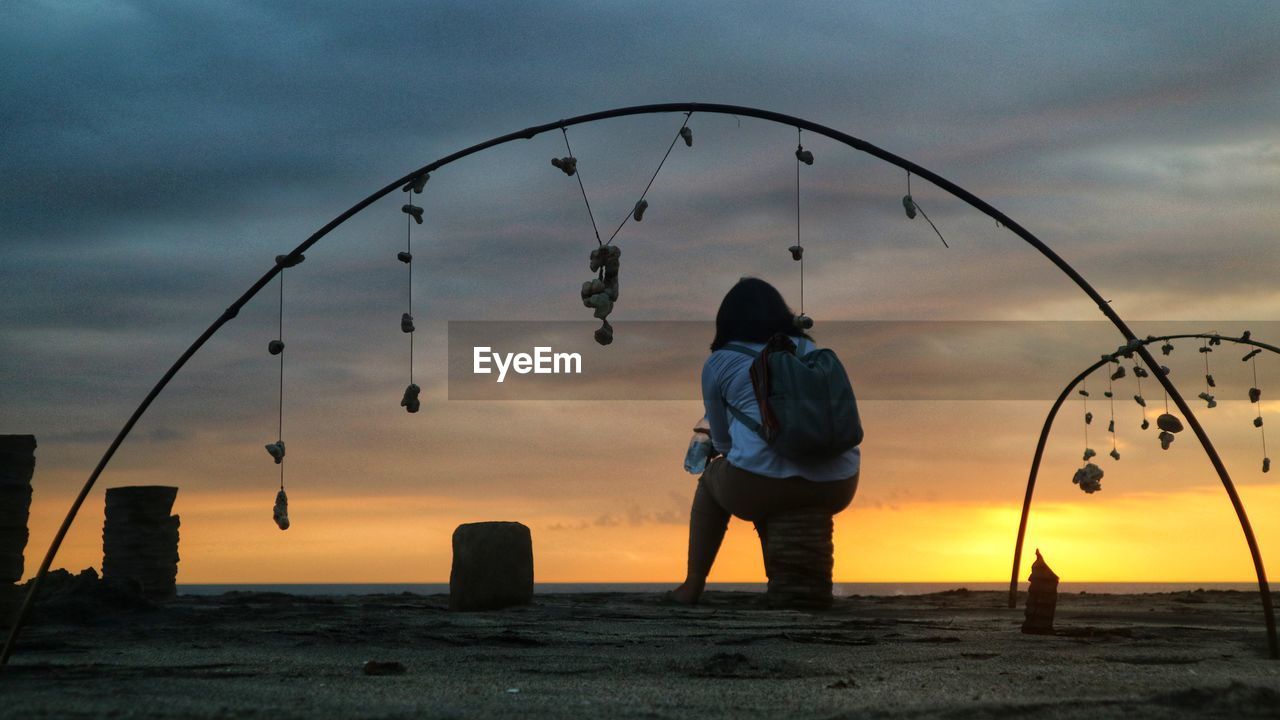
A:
1264;457;1271;473
794;314;814;330
1072;463;1103;493
632;199;648;222
1078;389;1089;397
265;441;285;464
1160;365;1171;376
397;251;413;264
1199;392;1217;408
551;156;577;176
1141;418;1150;430
1133;394;1146;407
401;313;415;333
1199;345;1212;354
401;204;424;224
589;245;621;274
1110;366;1126;381
1133;365;1149;378
578;275;619;304
680;126;693;147
584;246;622;343
1157;413;1183;433
1243;349;1262;362
273;489;290;531
1107;419;1114;433
1209;336;1222;346
588;294;613;320
268;340;284;356
594;320;613;346
1250;387;1262;403
1085;412;1093;425
788;245;804;261
1109;448;1120;461
581;278;604;298
1104;391;1113;398
401;172;430;194
1159;430;1175;450
795;147;814;165
902;195;917;219
401;383;421;414
1082;447;1096;461
1254;416;1264;428
1242;330;1252;340
1206;374;1216;388
1161;342;1174;355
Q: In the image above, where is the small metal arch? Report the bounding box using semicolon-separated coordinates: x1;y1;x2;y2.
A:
1009;332;1277;658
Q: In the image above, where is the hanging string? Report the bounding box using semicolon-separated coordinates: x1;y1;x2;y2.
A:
561;128;602;246
406;188;415;385
277;270;285;491
1107;369;1117;455
1135;371;1149;429
1203;339;1211;391
1082;376;1090;449
906;171;950;249
1253;355;1268;457
796;127;805;314
604;113;692;246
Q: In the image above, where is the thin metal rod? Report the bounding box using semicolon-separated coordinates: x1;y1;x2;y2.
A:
3;102;1272;664
1008;332;1278;657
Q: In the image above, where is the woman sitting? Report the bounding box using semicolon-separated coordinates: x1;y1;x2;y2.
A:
671;277;861;605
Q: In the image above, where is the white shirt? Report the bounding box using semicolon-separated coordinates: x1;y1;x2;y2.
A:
701;338;862;481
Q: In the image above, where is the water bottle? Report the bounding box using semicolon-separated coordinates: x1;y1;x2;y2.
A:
683;416;713;475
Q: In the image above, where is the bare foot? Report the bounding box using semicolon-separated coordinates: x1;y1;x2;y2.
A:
669;578;706;605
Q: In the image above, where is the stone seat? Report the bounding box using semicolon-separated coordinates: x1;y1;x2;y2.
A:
761;509;834;610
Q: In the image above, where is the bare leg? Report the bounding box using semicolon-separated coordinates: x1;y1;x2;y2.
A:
672;475;729;605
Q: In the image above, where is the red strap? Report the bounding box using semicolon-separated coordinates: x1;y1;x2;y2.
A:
749;334;796;441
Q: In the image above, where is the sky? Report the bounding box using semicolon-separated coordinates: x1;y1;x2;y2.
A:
2;0;1279;584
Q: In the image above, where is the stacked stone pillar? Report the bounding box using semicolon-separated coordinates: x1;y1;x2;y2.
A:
449;521;534;611
0;436;36;587
763;510;835;610
102;486;180;599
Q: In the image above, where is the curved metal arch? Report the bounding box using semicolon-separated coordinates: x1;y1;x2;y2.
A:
1009;332;1277;655
2;102;1271;664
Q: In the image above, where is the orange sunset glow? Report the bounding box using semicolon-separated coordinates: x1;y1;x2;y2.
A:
21;398;1280;584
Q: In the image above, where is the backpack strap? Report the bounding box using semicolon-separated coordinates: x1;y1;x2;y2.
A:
725;403;762;434
718;343;763;433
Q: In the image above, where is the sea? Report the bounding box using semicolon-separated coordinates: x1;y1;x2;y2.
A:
176;582;1262;596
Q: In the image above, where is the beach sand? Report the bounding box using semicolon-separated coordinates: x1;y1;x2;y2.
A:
2;586;1279;718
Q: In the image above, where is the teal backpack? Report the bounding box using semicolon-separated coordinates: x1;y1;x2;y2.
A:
722;336;863;460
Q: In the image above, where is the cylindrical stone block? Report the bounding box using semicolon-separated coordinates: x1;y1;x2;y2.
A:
449;521;534;611
0;435;37;584
763;510;835;610
102;486;180;599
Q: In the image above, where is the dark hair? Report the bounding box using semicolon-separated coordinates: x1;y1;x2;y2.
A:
710;277;810;351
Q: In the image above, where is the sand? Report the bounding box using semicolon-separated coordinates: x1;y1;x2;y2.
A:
2;588;1279;718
